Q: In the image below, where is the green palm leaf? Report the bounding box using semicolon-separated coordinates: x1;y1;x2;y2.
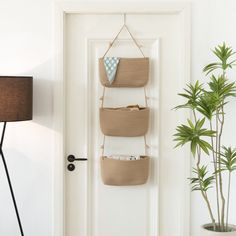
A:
203;42;236;75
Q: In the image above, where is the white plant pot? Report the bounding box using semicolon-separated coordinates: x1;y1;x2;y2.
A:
201;224;236;236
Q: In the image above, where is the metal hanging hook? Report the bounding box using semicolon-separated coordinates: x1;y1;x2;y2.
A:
124;13;126;25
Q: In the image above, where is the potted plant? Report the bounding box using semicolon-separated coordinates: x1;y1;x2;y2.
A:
174;43;236;235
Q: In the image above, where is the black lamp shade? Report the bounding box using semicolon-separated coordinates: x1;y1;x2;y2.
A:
0;76;33;122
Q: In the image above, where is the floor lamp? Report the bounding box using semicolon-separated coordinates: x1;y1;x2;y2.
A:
0;76;33;236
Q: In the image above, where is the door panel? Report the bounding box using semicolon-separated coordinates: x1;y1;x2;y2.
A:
86;39;159;236
65;13;187;236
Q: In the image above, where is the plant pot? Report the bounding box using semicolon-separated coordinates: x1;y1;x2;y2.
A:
99;58;149;87
100;156;150;186
99;106;149;137
201;224;236;236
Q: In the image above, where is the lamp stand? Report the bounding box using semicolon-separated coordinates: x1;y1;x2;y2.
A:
0;122;24;236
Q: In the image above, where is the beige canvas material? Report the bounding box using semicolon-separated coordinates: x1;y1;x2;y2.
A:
100;106;149;137
100;156;150;186
99;58;149;87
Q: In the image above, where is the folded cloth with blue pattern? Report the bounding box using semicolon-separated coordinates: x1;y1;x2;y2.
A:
103;57;120;84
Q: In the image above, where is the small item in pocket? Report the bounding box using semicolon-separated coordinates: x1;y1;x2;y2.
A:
107;155;140;160
126;104;140;111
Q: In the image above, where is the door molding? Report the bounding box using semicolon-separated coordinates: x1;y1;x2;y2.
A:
53;2;191;236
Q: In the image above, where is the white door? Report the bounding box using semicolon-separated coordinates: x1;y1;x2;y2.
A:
62;7;190;236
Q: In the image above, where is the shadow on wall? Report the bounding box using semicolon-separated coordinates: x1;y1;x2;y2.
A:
27;60;54;129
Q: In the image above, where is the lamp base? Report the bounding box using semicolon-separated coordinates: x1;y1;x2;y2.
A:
0;122;24;236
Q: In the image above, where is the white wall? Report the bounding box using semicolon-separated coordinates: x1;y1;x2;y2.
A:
189;2;236;236
0;1;54;235
0;0;236;235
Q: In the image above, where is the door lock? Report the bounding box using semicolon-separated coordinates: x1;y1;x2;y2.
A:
67;155;87;171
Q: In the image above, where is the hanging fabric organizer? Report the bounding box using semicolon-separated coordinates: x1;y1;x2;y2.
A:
100;156;150;186
100;105;149;137
99;17;149;88
100;133;150;186
99;58;149;87
99;14;150;186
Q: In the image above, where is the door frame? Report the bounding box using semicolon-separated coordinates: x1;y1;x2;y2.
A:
53;2;191;236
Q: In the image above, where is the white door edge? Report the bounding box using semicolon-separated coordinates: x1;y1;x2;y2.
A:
53;2;191;236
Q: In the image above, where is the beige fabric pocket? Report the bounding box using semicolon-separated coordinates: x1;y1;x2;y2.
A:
100;156;150;186
100;106;149;137
99;58;149;87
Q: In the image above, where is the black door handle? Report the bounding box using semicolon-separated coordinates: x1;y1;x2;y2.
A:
67;155;87;171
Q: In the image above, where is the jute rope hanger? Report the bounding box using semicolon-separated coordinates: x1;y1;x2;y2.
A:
100;13;149;105
100;14;149;156
100;86;149;107
102;14;146;58
100;86;148;108
101;135;149;156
